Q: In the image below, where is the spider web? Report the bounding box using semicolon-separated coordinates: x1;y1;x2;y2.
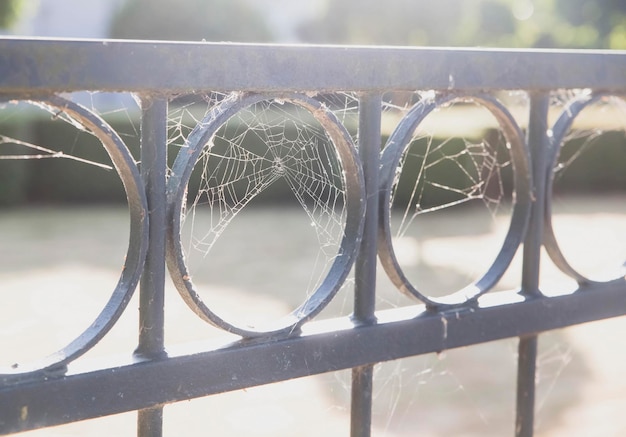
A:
547;89;626;282
363;90;626;436
168;93;356;324
388;95;515;236
382;93;518;300
0;99;117;169
1;89;622;436
0;93;136;371
550;90;626;184
392;133;512;238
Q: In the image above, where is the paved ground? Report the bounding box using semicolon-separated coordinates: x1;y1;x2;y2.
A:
1;195;625;436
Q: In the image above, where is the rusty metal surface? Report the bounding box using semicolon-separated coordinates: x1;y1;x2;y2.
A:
0;38;625;94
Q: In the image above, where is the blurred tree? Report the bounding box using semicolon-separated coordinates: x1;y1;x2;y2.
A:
0;0;23;29
553;0;626;48
110;0;272;42
298;0;466;46
298;0;626;49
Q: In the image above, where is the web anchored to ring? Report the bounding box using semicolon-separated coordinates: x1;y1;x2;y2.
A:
165;92;365;337
544;92;626;284
377;92;532;308
0;95;148;383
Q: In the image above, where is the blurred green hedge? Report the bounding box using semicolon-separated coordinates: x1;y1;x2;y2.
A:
0;117;139;205
0;118;624;207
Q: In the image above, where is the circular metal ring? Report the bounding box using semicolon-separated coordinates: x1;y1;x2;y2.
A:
544;92;626;283
378;92;531;309
166;92;365;337
1;95;148;381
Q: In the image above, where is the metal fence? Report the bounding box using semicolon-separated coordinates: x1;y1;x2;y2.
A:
1;38;626;436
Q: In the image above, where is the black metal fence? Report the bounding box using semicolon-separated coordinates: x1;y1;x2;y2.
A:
1;38;626;436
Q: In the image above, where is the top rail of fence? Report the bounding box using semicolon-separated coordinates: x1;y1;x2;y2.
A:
1;38;626;95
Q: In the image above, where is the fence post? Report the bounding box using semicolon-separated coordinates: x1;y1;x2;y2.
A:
516;91;550;437
350;92;382;437
135;96;169;437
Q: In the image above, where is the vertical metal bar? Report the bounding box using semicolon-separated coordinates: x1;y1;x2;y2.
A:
136;95;168;358
351;365;374;437
353;92;382;322
516;335;538;437
138;408;163;437
136;96;168;437
350;92;382;437
521;91;550;296
516;91;550;437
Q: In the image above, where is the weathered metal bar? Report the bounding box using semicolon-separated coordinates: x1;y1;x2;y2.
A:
136;97;168;359
351;366;374;437
516;336;538;437
516;92;551;437
2;281;625;435
521;92;551;296
135;96;168;437
0;38;626;94
350;92;382;437
353;92;381;324
137;408;162;437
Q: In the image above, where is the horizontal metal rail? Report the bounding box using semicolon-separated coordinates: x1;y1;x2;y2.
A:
2;282;625;433
0;38;626;94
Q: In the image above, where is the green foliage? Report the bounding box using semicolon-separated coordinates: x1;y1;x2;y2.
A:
3;116;623;206
109;0;272;42
0;0;23;29
298;0;626;49
298;0;465;46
